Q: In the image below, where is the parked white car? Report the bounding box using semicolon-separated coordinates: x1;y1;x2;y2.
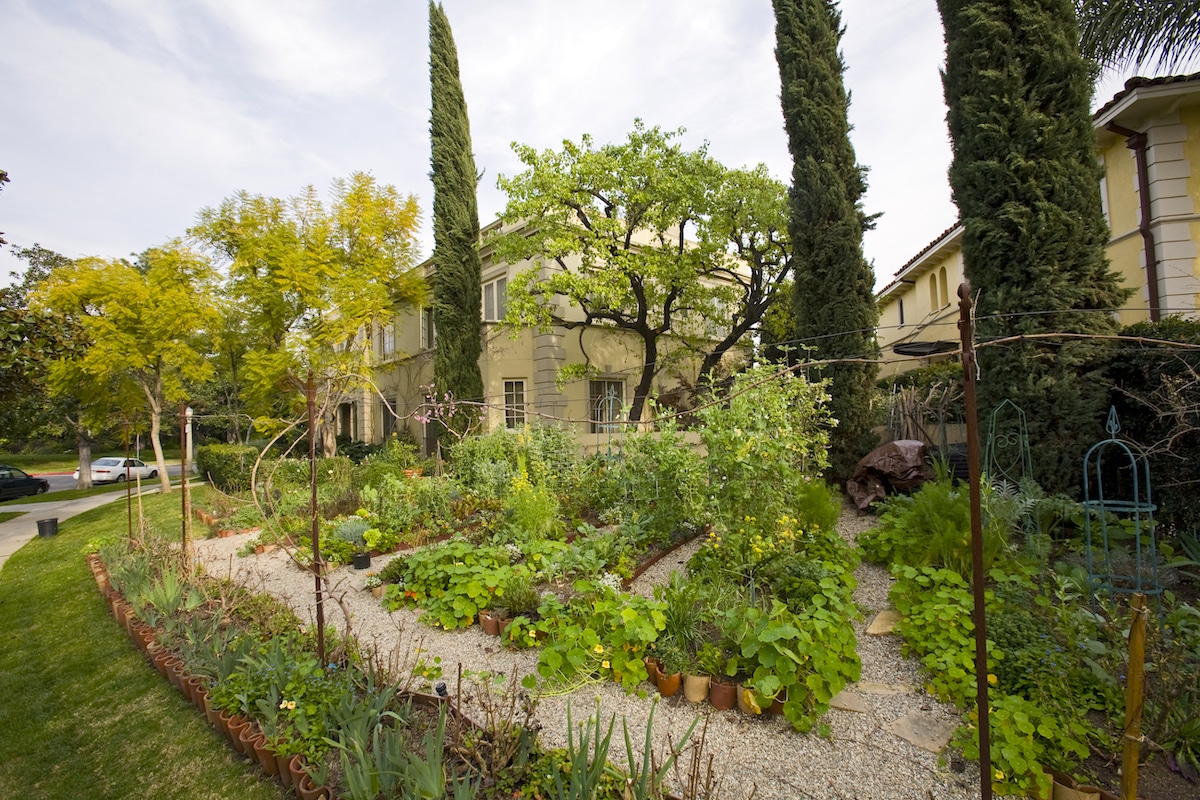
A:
73;457;158;484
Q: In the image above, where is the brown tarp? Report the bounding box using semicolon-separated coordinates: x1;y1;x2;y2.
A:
845;439;936;510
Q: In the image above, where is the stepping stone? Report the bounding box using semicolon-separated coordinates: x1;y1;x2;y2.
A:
854;681;913;696
866;609;901;635
829;690;868;713
883;712;958;753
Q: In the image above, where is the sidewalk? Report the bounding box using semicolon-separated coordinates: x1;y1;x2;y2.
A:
0;483;188;572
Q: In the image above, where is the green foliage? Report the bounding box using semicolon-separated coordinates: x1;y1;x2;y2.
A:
890;565;992;706
860;477;1012;577
519;585;666;693
358;473;456;538
380;538;545;630
190;172;425;424
34;241;219;478
938;0;1131;493
494;120;793;421
613;410;707;542
195;443;259;492
954;693;1089;798
354;437;418;490
450;424;579;500
502;463;564;540
697;363;833;530
772;0;880;481
429;0;485;440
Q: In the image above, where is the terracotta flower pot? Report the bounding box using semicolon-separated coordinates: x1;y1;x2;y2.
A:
709;678;736;711
683;673;710;703
238;722;260;759
479;610;501;636
371;585;386;599
656;670;682;698
227;715;251;755
251;733;278;777
288;755;308;790
275;752;294;790
296;775;329;800
644;657;660;684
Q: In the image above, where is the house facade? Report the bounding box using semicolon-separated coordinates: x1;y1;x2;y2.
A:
336;220;736;453
877;73;1200;375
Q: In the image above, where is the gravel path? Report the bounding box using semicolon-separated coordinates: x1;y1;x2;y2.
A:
196;504;985;799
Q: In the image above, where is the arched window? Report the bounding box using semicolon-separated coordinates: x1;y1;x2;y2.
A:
939;266;949;308
929;274;938;309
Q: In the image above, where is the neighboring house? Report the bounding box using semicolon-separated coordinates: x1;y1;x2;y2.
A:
336;220;741;454
877;72;1200;376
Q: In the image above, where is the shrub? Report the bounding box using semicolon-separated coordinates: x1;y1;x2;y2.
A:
451;424;579;499
697;365;832;531
355;438;419;489
195;443;259;492
358;474;456;538
614;411;707;542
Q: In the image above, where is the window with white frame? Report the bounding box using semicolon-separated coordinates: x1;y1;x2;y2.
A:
378;320;396;358
589;380;624;433
483;276;508;322
504;380;526;429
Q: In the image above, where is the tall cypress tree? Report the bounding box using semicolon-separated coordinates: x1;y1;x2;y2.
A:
938;0;1130;492
429;1;484;442
772;0;880;482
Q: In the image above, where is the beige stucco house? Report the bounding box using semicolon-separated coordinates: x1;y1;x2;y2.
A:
336;219;741;453
877;73;1200;376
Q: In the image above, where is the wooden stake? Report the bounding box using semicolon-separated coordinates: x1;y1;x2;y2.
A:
1122;592;1148;800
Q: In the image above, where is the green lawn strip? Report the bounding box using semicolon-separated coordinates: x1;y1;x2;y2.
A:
0;512;21;523
0;495;283;800
4;480;189;506
0;452;183;474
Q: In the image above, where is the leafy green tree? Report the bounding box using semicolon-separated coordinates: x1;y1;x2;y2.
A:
429;1;485;443
0;244;81;451
494;122;792;423
772;0;880;481
938;0;1132;492
34;241;219;490
191;172;425;446
1077;0;1200;71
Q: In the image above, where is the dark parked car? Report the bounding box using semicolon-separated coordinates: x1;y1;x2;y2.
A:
0;465;51;501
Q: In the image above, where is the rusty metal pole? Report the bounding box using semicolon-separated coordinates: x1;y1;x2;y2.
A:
307;371;326;662
1122;592;1148;800
124;421;132;541
180;402;192;572
959;282;992;800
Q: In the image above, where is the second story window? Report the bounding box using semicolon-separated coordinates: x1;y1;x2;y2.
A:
421;306;435;350
378;320;396;358
483;276;508;322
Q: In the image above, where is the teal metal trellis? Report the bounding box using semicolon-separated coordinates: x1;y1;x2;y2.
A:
1082;407;1162;603
985;399;1032;485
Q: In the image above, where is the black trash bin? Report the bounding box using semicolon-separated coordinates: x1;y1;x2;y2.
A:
353;552;371;570
37;518;58;537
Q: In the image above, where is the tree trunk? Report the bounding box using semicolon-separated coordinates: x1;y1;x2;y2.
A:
628;334;657;424
148;407;171;493
76;432;93;490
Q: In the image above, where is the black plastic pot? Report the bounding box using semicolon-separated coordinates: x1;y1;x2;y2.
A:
352;552;371;570
37;518;58;537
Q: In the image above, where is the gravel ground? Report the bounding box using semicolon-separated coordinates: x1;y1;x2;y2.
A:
196;504;985;800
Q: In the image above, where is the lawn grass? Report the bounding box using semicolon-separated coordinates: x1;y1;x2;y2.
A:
0;512;20;523
0;491;284;800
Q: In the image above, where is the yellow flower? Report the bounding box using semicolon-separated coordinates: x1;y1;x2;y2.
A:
602;660;610;669
994;769;1005;781
593;644;604;654
987;673;998;686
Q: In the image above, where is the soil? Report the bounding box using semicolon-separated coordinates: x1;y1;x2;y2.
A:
1081;750;1197;800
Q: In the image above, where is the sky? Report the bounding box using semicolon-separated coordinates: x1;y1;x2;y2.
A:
0;0;1180;290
